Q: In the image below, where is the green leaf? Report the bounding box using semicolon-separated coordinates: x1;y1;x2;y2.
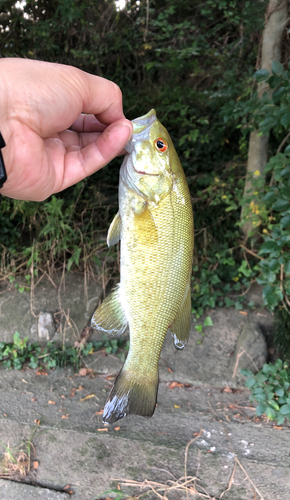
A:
268;400;280;411
276;414;285;425
265;406;276;419
240;369;254;377
195;324;203;333
275;388;285;397
246;377;256;388
272;199;290;211
256;402;267;416
272;60;284;76
280;165;290;176
259;241;278;254
203;316;213;327
280;214;290;228
254;68;270;81
281;112;290;129
254;393;266;402
280;403;290;415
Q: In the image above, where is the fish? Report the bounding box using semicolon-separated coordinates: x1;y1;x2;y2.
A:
91;109;194;423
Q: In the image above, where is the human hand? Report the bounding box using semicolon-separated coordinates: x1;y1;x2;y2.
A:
0;58;133;201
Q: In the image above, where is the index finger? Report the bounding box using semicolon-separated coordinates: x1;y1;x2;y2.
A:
76;71;125;125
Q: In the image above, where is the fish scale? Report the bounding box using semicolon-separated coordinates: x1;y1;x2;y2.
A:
91;109;194;423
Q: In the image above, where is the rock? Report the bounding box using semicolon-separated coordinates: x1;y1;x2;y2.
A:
234;319;268;375
38;312;55;341
0;272;102;344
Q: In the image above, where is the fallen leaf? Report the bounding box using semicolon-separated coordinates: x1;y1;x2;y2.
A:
33;461;39;469
76;385;84;391
98;428;108;432
117;484;121;490
3;414;7;417
61;415;70;419
174;405;180;408
95;410;104;415
80;394;95;402
61;395;66;399
48;400;56;405
167;367;173;373
168;381;184;389
114;426;121;431
273;426;282;430
22;379;28;383
239;311;248;315
79;368;93;376
34;419;40;425
70;391;75;398
63;485;74;494
223;386;232;393
31;397;37;402
36;370;48;376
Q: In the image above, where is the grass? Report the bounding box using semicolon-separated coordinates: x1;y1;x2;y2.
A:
0;440;36;481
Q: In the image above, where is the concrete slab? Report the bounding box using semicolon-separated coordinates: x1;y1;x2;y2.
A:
0;277;283;500
0;273;102;344
0;480;67;499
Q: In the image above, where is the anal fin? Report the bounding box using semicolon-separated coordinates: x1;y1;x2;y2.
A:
107;212;121;247
169;280;191;350
102;368;158;424
91;286;127;336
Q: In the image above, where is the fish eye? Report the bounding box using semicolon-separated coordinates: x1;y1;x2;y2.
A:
154;138;168;153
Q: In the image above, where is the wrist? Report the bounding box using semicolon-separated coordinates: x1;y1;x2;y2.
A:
0;132;7;188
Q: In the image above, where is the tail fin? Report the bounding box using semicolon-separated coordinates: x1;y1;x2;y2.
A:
102;368;158;424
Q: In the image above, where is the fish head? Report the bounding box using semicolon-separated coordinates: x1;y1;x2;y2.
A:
121;109;176;203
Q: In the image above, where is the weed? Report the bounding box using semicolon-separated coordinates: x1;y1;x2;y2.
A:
241;359;290;425
0;332;129;372
0;440;35;480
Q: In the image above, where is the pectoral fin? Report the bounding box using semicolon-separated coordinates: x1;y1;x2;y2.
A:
169;281;191;350
134;207;158;245
107;212;121;247
91;286;127;336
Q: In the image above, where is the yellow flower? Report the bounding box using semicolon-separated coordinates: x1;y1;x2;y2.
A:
254;191;258;195
263;229;268;234
232;276;239;282
254;170;260;176
214;177;219;182
222;195;227;199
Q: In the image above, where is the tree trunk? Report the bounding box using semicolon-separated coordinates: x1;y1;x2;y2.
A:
241;0;288;240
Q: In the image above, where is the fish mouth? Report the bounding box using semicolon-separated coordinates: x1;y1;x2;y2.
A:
133;165;159;176
132;109;157;135
124;109;157;154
